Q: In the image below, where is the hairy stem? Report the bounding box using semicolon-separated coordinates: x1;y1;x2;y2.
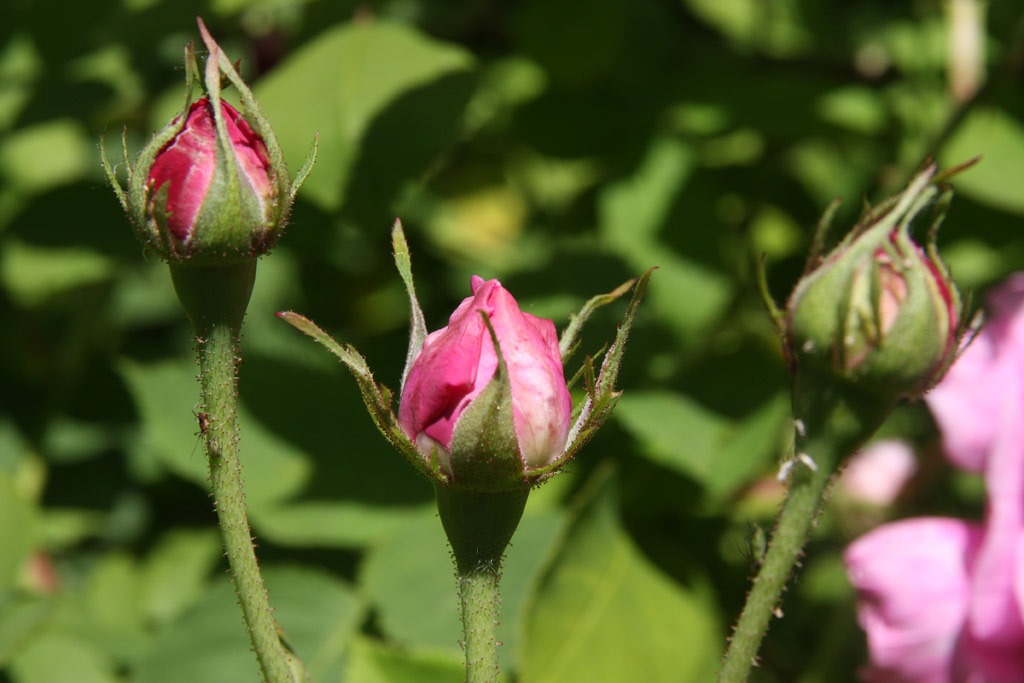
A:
435;485;528;683
719;381;890;682
172;263;298;683
458;567;501;683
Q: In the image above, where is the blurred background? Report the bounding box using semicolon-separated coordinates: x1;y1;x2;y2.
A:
2;0;1023;680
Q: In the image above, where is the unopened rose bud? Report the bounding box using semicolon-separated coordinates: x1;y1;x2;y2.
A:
104;19;313;266
142;97;277;260
785;167;961;401
399;275;572;491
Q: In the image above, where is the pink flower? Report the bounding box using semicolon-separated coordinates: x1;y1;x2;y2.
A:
839;439;917;507
398;276;572;481
845;273;1024;682
147;98;274;243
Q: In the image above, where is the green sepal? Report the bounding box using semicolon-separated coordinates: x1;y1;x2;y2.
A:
755;253;785;334
288;132;318;206
197;18;289;211
802;197;842;275
446;312;526;493
530;267;653;482
196;18;317;234
125;40;199;236
275;311;446;484
392;219;428;392
565;342;606;391
123;96;190;250
558;277;636;363
99;127;131;214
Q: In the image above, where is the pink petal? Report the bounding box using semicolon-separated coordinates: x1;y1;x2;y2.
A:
486;284;572;468
398;277;572;472
926;330;999;473
840;439;917;506
845;517;983;682
967;351;1024;646
927;272;1024;474
148;100;218;241
398;304;489;450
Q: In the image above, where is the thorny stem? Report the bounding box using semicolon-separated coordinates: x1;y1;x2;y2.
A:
458;568;502;683
171;262;299;683
435;485;529;683
718;380;890;682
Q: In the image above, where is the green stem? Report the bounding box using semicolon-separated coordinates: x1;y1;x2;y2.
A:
718;379;890;682
458;568;501;683
171;263;298;683
435;485;529;683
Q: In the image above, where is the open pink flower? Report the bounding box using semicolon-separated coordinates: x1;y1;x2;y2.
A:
398;276;572;479
845;273;1024;682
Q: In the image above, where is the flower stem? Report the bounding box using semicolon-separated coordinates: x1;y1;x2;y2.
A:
458;567;501;683
718;380;890;682
171;262;299;683
435;485;529;683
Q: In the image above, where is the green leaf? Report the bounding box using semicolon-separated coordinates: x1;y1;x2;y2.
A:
0;472;34;593
683;0;812;56
139;528;221;625
360;506;563;672
344;637;466;683
39;508;104;550
0;596;55;667
135;566;363;683
0;239;114;307
118;357;310;505
0;119;93;194
614;391;789;500
74;552;147;663
941;106;1024;215
8;633;119;683
252;501;427;548
519;470;720;683
786;136;875;207
598;136;732;343
275;311;435;482
254;20;474;212
816;86;886;135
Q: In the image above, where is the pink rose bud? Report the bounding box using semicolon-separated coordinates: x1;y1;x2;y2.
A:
785;166;961;401
104;19;313;265
399;276;572;490
146;98;275;252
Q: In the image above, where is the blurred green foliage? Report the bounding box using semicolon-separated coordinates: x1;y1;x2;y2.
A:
2;0;1023;681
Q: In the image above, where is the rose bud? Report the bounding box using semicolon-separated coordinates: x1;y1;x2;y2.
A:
103;19;313;265
398;275;573;491
142;98;276;260
784;165;962;402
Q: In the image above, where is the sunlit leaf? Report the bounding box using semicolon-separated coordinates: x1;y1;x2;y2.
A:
520;469;720;682
255;20;474;212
